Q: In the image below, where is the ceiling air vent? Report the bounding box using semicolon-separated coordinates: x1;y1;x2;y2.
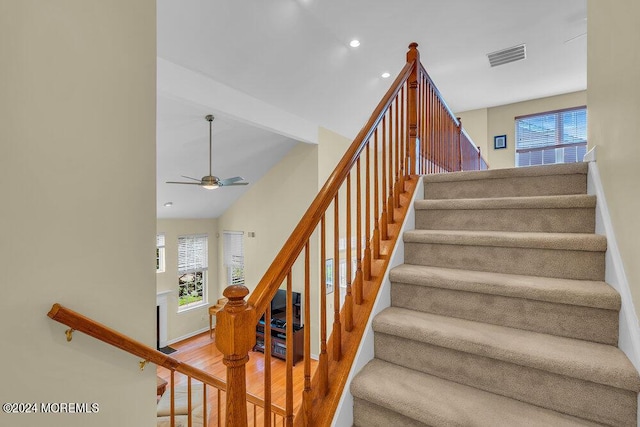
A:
487;44;526;67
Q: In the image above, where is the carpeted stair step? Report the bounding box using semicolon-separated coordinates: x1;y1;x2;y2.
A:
404;229;606;281
351;358;606;427
423;162;587;200
415;194;596;233
389;264;620;344
371;307;640;426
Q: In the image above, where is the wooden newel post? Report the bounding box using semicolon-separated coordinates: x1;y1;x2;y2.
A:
216;285;256;427
406;42;420;177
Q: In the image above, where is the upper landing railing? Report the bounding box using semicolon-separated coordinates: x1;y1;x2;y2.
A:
216;43;488;427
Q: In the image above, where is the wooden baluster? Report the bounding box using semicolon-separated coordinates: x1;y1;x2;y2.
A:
456;122;459;169
407;42;420;176
436;98;441;172
457;118;462;171
333;194;342;361
428;85;433;174
450;117;455;171
318;215;328;396
400;85;406;188
418;73;429;175
188;377;192;427
264;304;272;427
285;273;293;427
387;101;395;224
345;172;353;332
302;242;312;424
171;370;175;427
216;285;254;427
217;388;221;427
363;141;372;281
354;157;363;305
380;117;389;241
372;131;380;259
202;384;207;427
394;93;401;209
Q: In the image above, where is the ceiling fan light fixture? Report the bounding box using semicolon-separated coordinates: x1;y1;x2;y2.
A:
167;115;249;190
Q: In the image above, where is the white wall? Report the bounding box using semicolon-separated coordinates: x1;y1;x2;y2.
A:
156;219;218;343
588;0;640;324
0;1;157;426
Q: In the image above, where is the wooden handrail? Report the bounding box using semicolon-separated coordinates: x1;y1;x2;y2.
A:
246;59;416;318
47;303;284;418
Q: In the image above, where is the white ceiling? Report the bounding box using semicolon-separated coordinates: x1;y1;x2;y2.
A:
157;0;587;218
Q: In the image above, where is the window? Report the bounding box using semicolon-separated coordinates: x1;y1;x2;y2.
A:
223;231;245;286
515;107;587;167
177;234;208;310
156;234;165;273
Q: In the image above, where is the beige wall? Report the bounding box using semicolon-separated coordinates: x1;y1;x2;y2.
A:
216;142;320;352
456;108;489;160
588;0;640;315
318;127;358;336
156;219;218;343
457;91;587;169
0;1;157;426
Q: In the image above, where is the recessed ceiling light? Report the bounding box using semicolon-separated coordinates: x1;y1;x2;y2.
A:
381;72;391;78
163;202;173;207
349;39;360;48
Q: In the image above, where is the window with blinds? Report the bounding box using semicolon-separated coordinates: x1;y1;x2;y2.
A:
156;234;165;273
177;234;208;309
223;231;245;286
515;107;587;167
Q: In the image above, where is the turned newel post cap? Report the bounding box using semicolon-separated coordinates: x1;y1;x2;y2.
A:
223;285;249;303
407;42;420;62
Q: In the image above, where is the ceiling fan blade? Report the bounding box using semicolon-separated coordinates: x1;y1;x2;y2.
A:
219;176;245;185
223;182;249;186
181;175;202;182
166;181;202;185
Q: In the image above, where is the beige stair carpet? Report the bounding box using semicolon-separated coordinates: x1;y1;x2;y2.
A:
351;163;640;427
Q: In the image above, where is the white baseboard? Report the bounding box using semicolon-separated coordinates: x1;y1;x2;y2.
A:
587;159;640;371
331;178;424;427
167;326;210;346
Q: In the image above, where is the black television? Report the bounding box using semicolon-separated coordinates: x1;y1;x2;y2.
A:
260;289;302;327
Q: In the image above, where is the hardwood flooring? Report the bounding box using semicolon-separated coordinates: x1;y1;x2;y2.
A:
157;331;317;426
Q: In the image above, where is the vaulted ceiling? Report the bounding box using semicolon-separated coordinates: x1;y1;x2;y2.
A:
157;0;587;218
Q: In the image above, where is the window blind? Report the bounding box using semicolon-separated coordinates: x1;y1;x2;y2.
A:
178;234;208;274
515;107;587;167
223;231;244;285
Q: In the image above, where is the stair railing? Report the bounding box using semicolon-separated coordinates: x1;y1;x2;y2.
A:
47;303;285;426
216;43;488;426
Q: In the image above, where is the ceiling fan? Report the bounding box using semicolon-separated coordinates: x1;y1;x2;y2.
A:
167;115;249;190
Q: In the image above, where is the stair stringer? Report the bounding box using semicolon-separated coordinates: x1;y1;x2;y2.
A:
587;156;640;425
331;178;423;427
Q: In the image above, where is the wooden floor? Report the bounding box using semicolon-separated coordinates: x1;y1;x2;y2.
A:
157;331;317;426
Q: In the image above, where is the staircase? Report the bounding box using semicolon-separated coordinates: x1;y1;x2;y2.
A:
351;162;640;426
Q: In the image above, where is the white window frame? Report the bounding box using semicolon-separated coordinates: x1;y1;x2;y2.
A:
156;234;165;273
177;234;208;311
515;106;587;168
223;231;245;286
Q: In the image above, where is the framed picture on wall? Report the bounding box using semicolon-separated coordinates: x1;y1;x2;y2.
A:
494;135;507;149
